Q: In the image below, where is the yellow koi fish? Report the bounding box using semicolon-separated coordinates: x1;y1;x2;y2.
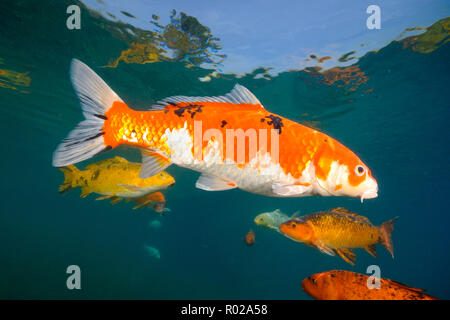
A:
58;156;175;207
279;207;398;265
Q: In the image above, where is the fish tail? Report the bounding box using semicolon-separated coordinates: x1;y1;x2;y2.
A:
58;165;79;194
52;59;129;167
379;217;398;258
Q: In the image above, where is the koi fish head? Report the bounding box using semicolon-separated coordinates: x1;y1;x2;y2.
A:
302;272;341;300
313;135;378;202
141;171;175;192
279;218;313;243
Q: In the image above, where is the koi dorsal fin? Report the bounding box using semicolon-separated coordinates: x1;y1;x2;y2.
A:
333;248;356;265
291;210;300;218
85;156;128;169
330;207;371;224
151;84;264;109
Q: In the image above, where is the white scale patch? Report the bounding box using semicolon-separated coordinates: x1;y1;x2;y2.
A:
161;122;195;165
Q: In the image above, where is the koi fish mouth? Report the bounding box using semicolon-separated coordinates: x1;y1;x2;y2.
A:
360;189;378;203
360;177;378;203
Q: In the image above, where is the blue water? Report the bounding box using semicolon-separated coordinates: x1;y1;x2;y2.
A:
0;1;449;299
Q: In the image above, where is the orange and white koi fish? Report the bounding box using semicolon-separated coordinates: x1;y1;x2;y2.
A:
52;59;378;200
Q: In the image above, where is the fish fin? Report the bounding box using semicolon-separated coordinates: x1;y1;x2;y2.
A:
330;207;371;224
132;202;148;210
52;59;124;167
131;198;154;209
58;165;79;194
117;184;142;192
195;173;237;191
151;84;264;109
96;194;114;201
291;210;300;218
139;148;172;179
131;192;166;210
313;241;335;256
109;196;122;204
365;244;378;258
85;156;128;169
80;187;91;198
379;217;398;258
330;207;354;214
272;182;312;196
333;248;356;265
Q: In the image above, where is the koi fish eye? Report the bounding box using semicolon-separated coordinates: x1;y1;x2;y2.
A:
291;223;296;228
311;278;317;284
355;165;365;176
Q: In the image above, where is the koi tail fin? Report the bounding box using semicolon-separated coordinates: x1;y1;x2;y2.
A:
58;165;80;194
379;217;398;259
52;59;125;167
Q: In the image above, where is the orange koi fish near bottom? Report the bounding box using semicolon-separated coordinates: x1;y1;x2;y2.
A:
302;270;439;300
52;59;378;200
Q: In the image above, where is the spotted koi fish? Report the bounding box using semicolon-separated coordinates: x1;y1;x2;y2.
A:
302;270;439;300
58;156;174;212
52;59;378;200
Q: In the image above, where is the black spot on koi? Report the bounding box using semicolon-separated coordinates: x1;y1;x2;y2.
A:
221;120;227;127
91;170;100;181
172;104;204;118
265;115;284;134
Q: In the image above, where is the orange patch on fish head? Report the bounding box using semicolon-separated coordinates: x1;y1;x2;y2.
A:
279;219;313;243
313;134;378;201
302;272;342;300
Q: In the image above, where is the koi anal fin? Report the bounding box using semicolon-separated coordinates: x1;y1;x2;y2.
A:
365;244;377;258
334;248;356;265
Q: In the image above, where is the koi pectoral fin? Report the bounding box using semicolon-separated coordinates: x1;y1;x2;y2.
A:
139;148;172;179
272;182;313;197
313;241;335;256
195;174;237;191
333;248;356;265
117;184;143;192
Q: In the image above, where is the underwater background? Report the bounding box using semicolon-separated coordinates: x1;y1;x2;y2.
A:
0;0;449;299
